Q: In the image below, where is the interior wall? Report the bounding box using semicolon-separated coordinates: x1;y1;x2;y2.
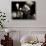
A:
0;0;46;27
0;0;46;46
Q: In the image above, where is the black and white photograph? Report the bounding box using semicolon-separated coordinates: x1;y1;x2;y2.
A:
11;1;36;19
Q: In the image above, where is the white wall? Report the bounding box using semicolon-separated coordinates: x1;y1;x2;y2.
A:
0;0;46;27
0;0;46;46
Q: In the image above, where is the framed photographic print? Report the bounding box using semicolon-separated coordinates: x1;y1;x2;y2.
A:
11;1;36;20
